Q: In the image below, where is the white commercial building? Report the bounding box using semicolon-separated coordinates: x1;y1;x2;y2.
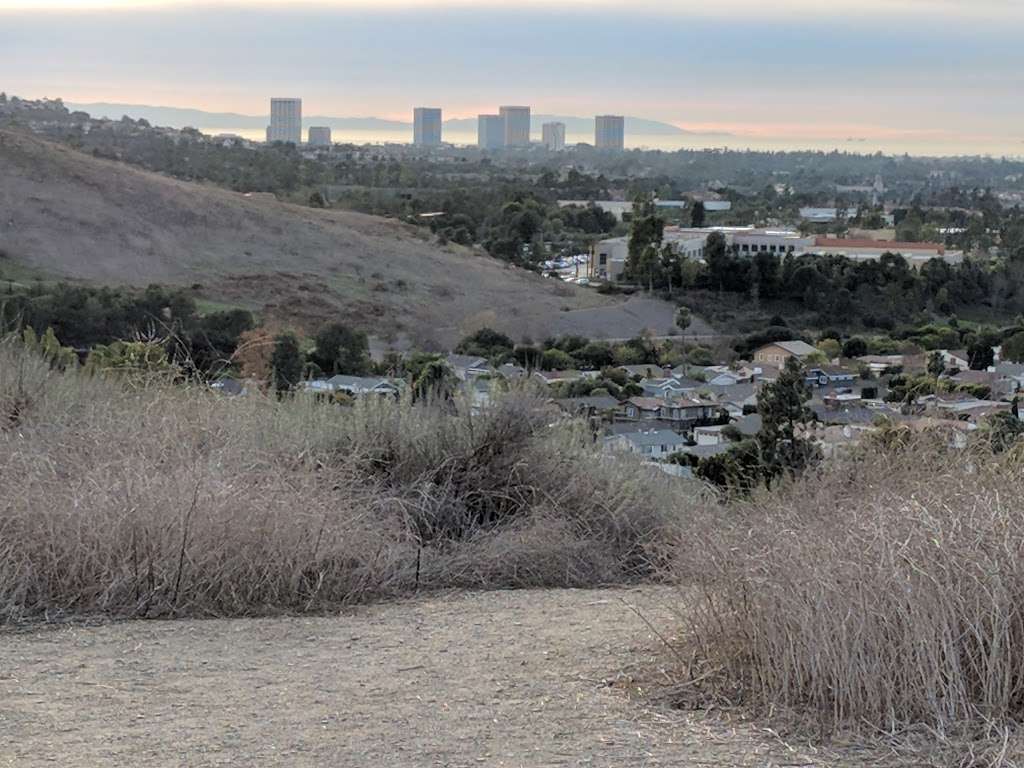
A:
595;228;712;281
413;107;443;146
542;121;566;151
478;114;505;150
799;207;858;223
557;199;687;221
809;238;963;266
267;97;302;145
595;115;625;150
308;126;332;147
595;226;962;282
500;105;531;147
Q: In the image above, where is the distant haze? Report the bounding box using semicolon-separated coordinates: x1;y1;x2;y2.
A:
67;102;724;149
4;1;1024;156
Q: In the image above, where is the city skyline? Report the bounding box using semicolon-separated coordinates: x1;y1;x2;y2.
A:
2;0;1023;155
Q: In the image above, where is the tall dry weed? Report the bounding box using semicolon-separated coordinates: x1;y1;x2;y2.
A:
680;437;1024;748
0;339;690;622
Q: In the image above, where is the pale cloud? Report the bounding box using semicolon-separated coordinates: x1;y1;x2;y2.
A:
1;0;1020;19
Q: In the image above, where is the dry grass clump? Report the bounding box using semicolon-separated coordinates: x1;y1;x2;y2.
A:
0;339;687;623
681;438;1024;752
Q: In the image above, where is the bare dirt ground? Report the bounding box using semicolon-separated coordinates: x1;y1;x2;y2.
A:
1;587;862;768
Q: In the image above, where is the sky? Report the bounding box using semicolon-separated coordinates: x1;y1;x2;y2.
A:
2;0;1022;152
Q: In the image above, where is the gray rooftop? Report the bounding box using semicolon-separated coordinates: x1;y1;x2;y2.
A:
610;430;689;447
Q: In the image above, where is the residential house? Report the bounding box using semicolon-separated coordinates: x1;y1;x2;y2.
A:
604;429;689;461
620;397;669;421
668;376;707;390
620;397;719;430
946;369;998;397
750;363;781;382
811;403;880;426
855;355;904;376
674;442;732;460
640;377;697;399
497;363;527;381
446;354;493;381
553;395;620;419
995;363;1024;399
752;340;818;366
210;378;248;396
806;366;857;388
702;382;759;418
920;394;1013;423
309;375;403;397
806;423;874;459
686;366;749;386
820;390;863;410
532;369;588;386
706;370;747;387
939;349;971;372
693;425;729;446
618;363;669;380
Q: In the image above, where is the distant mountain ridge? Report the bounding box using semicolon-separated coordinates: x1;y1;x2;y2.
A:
67;102;723;137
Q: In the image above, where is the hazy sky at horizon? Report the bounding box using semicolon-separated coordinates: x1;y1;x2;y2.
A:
2;0;1022;148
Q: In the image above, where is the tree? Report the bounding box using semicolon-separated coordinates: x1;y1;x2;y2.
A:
690;200;706;228
986;411;1024;453
412;357;457;401
456;327;514;359
271;333;304;394
1002;331;1024;363
842;337;868;358
540;348;575;371
756;356;817;484
816;338;841;360
704;231;731;293
967;339;995;370
674;306;692;335
311;322;369;376
233;327;278;380
576;342;614;370
927;351;946;378
23;326;77;371
85;340;176;386
191;308;255;374
625;193;664;284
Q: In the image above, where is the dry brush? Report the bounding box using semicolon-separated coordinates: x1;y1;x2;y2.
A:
0;338;687;623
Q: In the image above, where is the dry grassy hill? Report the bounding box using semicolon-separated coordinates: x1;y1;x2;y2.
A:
0;129;648;347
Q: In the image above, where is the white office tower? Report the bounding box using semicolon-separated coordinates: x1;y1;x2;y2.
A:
414;107;443;146
268;98;302;144
499;105;531;147
308;126;332;147
595;115;625;151
542;122;566;151
478;114;505;150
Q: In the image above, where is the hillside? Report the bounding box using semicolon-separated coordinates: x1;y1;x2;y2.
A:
0;129;649;347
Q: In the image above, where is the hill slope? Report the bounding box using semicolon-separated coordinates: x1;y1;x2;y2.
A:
0;129;625;347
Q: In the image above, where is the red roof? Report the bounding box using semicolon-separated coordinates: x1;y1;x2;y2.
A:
814;237;945;255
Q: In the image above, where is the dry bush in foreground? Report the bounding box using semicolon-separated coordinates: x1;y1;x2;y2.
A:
0;340;688;623
681;439;1024;753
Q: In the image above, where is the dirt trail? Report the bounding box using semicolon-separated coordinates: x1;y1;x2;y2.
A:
2;587;839;767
